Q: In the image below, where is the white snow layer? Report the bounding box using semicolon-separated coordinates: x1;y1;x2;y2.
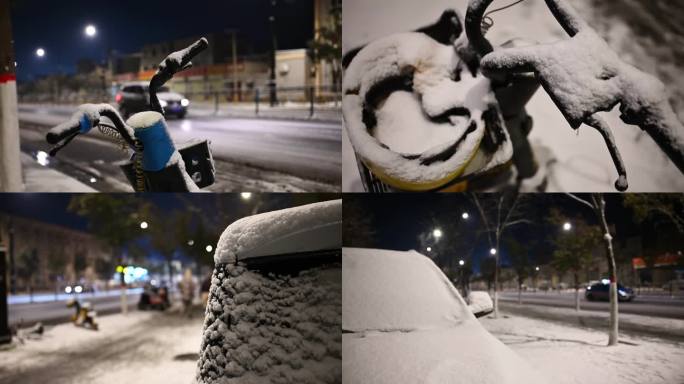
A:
342;248;473;333
467;291;493;315
213;199;342;265
197;263;341;384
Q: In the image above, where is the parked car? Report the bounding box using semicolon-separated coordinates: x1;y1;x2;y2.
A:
196;199;342;384
115;81;189;119
585;281;635;302
343;247;545;384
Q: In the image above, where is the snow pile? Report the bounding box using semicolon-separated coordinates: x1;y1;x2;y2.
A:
196;263;341;384
343;248;472;332
483;313;684;384
213;199;341;264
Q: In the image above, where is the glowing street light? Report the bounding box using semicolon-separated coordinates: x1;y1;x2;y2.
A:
241;192;252;200
563;222;572;231
426;247;432;252
433;229;443;239
490;248;497;255
84;24;97;37
459;259;465;266
35;48;45;57
535;266;540;271
187;240;194;246
206;245;213;253
461;212;469;220
140;221;148;229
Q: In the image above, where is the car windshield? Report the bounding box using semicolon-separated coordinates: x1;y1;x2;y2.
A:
342;248;471;333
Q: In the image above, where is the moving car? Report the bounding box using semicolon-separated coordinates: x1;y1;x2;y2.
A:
115;81;189;119
585;280;636;302
343;248;545;384
196;199;342;384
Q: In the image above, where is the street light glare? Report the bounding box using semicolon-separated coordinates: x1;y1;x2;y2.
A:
187;240;194;246
140;221;148;229
461;212;469;219
433;229;442;238
36;48;45;57
241;192;252;200
426;247;432;252
490;248;497;255
563;222;572;231
206;245;214;253
85;25;97;37
535;266;540;271
459;259;465;266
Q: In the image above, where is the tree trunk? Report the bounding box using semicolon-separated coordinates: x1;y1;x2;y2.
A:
518;280;522;305
594;194;619;346
574;272;580;311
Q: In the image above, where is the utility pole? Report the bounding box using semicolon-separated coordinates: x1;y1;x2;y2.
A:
268;0;278;107
0;0;23;192
230;30;238;102
1;231;11;344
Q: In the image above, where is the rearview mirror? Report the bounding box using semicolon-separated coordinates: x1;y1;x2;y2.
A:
467;291;494;318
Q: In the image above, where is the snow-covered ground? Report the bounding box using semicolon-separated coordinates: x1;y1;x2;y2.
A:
342;0;684;192
482;312;684;384
0;310;203;384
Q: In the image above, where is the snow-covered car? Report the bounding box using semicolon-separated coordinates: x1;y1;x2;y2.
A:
196;199;342;384
116;81;189;119
343;248;545;384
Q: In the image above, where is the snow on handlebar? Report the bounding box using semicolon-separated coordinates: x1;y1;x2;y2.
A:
46;104;136;150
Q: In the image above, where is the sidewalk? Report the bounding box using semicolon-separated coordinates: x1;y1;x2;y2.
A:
482;312;684;384
0;309;203;384
21;152;96;192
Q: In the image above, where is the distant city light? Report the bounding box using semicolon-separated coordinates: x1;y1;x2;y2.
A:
426;247;432;252
84;24;97;37
433;229;443;239
241;192;252;200
462;212;469;220
563;222;572;231
535;266;540;271
187;240;194;246
490;248;497;255
459;259;465;266
140;221;148;229
35;48;45;57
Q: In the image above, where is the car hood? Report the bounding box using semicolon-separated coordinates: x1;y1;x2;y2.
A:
343;321;545;384
157;91;183;102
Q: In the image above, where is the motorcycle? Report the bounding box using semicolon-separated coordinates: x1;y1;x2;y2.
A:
66;298;99;330
343;0;684;192
45;38;216;192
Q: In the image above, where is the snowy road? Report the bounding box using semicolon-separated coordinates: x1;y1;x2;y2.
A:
18;104;341;192
499;291;684;319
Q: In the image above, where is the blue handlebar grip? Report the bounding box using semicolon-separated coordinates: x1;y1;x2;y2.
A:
134;119;175;171
79;114;93;133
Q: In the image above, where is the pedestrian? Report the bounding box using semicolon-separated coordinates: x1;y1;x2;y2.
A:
178;269;196;317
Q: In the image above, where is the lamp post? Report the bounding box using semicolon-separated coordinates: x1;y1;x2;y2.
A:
140;221;148;229
461;212;469;220
433;228;442;239
563;222;572;231
268;0;278;107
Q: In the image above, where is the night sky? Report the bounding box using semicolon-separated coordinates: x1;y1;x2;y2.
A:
344;194;647;274
10;0;314;81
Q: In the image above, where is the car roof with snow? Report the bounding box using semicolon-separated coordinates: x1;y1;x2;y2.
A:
342;247;545;384
213;199;341;266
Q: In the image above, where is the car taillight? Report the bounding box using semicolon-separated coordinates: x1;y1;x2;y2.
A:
115;93;123;103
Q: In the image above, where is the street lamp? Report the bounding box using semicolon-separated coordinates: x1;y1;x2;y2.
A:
84;24;97;38
206;245;213;253
563;222;572;231
535;266;540;271
140;221;148;229
461;212;469;220
490;248;497;255
426;247;432;252
35;48;45;58
241;192;252;200
187;240;194;246
433;229;443;239
459;259;465;266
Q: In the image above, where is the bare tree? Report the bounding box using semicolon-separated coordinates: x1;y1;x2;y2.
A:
503;236;530;305
471;192;531;317
567;193;619;346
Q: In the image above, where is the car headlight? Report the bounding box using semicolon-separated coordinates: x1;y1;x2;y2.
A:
181;98;190;107
75;285;83;293
65;286;72;294
159;99;168;108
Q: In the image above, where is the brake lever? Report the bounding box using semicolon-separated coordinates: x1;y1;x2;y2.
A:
48;131;80;157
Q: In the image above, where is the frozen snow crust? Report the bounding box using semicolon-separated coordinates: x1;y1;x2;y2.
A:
196;263;341;384
213;199;342;265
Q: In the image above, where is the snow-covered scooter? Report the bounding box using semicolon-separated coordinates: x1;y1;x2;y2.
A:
66;298;99;331
343;0;684;192
45;38;216;192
